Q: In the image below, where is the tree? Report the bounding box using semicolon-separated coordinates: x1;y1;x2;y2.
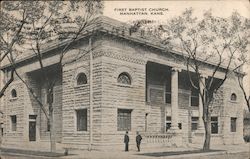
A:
236;66;250;112
0;1;103;152
162;9;249;150
135;8;249;150
0;1;33;98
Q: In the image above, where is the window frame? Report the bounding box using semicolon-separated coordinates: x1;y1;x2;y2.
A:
164;81;171;104
211;117;218;134
230;117;237;132
191;88;199;107
46;88;54;104
10;115;17;131
117;72;132;86
117;109;132;131
230;93;237;101
47;120;50;132
191;117;199;131
166;116;171;132
76;109;88;132
147;84;164;104
76;72;88;86
10;89;17;99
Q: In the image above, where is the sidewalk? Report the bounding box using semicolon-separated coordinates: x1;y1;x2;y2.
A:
0;143;249;159
61;143;250;159
0;147;65;158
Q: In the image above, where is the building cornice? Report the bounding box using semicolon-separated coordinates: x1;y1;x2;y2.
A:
0;16;244;75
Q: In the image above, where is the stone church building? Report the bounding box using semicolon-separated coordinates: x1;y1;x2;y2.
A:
0;16;245;151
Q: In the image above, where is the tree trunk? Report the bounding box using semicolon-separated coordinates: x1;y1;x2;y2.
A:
203;105;211;151
203;121;211;150
49;103;56;152
46;85;56;152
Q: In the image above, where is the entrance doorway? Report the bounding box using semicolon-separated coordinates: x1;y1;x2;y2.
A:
29;115;37;141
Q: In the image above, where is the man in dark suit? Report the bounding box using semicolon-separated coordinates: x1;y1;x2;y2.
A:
124;131;129;151
136;131;142;152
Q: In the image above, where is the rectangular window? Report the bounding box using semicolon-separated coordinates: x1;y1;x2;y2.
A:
165;117;181;131
191;117;199;131
165;92;171;104
231;117;237;132
148;87;164;103
117;109;132;131
165;83;171;104
178;123;182;129
1;123;3;136
76;109;87;131
47;120;50;132
191;96;199;106
10;115;17;131
46;88;54;104
166;116;171;132
211;117;218;134
191;89;199;106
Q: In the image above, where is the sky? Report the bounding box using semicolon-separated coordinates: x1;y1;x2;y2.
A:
103;0;250;22
103;0;250;108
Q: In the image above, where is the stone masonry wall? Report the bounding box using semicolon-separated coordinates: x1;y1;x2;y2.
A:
221;74;244;144
2;80;26;147
61;37;103;149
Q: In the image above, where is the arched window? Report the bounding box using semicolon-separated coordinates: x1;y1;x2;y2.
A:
76;73;87;85
11;89;17;98
231;93;237;101
117;72;131;85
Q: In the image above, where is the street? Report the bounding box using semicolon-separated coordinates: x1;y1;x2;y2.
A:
0;151;249;159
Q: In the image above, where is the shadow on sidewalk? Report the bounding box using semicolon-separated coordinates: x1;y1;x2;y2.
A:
138;149;225;157
0;148;74;157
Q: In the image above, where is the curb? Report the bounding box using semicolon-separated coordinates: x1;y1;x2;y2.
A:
0;148;249;159
150;150;249;159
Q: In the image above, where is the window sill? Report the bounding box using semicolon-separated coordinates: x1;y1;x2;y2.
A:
211;133;221;137
117;84;132;88
9;97;18;101
117;130;131;134
190;106;199;109
229;100;238;104
146;102;169;106
75;131;89;134
74;84;89;88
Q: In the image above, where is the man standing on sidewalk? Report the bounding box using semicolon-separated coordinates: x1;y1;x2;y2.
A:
136;131;142;152
124;131;129;151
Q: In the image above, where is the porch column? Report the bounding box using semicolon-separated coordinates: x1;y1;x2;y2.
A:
198;74;206;130
171;67;181;130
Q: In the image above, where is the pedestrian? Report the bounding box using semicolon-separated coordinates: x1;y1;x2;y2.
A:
124;131;129;151
136;131;142;152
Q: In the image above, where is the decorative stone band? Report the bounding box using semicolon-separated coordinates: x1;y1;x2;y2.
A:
62;50;146;66
93;50;146;65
